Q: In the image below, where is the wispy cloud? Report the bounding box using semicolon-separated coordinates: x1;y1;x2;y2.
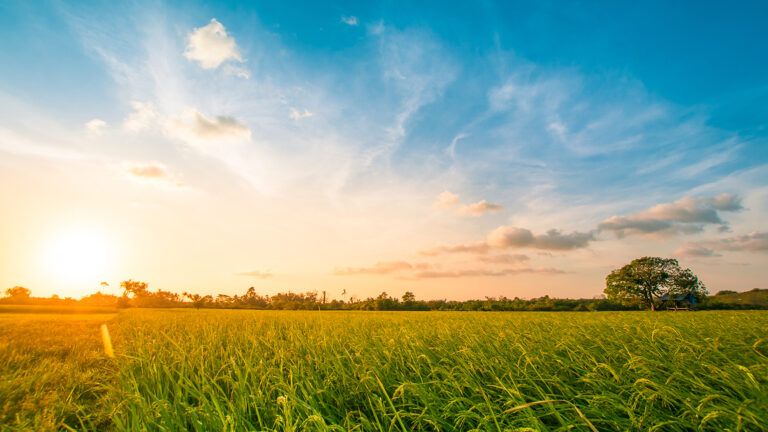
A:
236;270;273;279
334;261;430;275
289;108;314;121
478;253;530;264
123;101;158;132
459;200;504;217
341;16;358;26
433;190;460;209
419;242;490;256
335;254;560;279
702;231;768;253
366;26;458;162
432;192;502;216
716;232;768;253
412;267;565;279
674;244;722;258
124;161;180;186
85;118;107;136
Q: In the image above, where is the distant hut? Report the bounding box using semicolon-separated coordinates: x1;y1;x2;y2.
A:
660;292;698;311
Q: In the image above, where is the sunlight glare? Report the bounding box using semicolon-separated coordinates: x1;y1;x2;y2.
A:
43;226;115;287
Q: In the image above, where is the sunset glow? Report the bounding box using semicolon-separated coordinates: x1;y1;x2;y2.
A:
41;226;115;294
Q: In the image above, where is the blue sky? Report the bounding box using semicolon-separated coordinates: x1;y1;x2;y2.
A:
0;0;766;298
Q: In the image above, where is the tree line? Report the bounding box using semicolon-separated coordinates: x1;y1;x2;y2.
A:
2;278;765;313
1;257;760;311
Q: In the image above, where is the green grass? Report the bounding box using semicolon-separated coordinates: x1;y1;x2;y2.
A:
0;312;117;430
1;310;767;431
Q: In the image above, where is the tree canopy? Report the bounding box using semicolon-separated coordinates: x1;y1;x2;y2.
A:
604;257;707;310
4;286;31;299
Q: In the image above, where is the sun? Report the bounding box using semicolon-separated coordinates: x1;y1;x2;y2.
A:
43;226;115;289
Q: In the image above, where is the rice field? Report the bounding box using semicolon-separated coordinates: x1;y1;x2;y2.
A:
1;309;767;431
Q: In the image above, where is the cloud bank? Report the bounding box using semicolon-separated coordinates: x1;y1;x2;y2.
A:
487;226;595;251
598;194;742;237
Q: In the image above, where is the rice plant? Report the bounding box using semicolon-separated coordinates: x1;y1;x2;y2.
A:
1;310;766;431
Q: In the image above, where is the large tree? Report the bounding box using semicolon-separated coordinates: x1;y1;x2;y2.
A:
604;257;707;310
4;286;31;300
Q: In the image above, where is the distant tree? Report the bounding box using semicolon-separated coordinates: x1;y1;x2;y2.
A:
402;291;416;303
5;286;31;299
80;291;119;306
120;280;149;297
216;294;233;306
5;286;32;303
183;292;211;309
374;292;398;310
604;257;707;311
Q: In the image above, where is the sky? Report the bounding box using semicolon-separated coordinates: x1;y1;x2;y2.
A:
0;0;766;300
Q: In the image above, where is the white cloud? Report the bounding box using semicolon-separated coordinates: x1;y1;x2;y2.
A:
184;18;244;70
289;108;314;120
433;190;459;209
85;118;107;135
123;101;158;132
341;16;359;26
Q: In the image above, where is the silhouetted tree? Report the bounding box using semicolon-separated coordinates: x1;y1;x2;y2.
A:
5;286;31;300
120;280;149;298
183;292;212;309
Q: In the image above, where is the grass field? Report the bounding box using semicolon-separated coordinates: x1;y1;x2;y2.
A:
1;309;767;431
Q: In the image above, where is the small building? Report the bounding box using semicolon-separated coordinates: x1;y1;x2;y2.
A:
660;292;698;310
